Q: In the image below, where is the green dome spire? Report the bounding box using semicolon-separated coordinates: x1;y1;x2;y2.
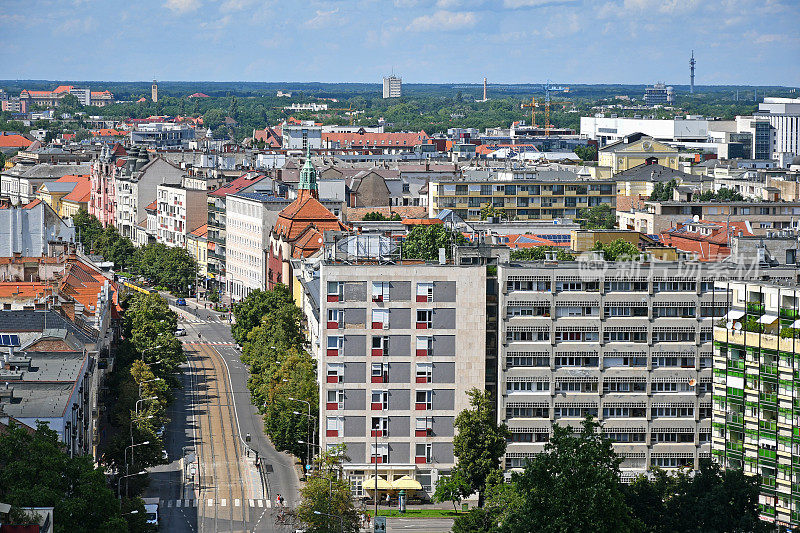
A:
298;146;318;194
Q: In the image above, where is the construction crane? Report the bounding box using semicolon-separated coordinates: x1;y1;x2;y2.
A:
542;81;571;136
326;105;358;125
521;97;539;128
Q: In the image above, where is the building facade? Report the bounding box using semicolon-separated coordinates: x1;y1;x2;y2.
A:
758;98;800;164
383;76;402;99
314;260;486;498
712;280;800;527
156;184;207;248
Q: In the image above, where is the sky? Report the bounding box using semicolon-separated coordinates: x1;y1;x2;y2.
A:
2;0;799;86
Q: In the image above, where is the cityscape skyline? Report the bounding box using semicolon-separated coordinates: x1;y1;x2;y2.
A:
1;0;798;86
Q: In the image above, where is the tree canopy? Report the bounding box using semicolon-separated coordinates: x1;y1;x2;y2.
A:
579;204;616;229
510;246;575;261
296;446;361;533
649;179;678;201
401;224;467;261
591;238;642;261
698;187;745;202
573;145;597;161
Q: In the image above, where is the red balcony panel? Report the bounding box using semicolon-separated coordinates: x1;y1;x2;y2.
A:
326;376;341;383
326;429;339;437
371;348;385;357
370;457;384;464
416;349;429;357
416;295;428;303
326;402;339;411
371;376;385;383
416;323;428;330
416;376;429;384
371;402;384;410
372;322;385;329
415;429;430;437
326;349;340;356
415;403;428;410
327;295;339;302
327;321;340;329
372;295;383;302
414;456;427;464
370;430;386;437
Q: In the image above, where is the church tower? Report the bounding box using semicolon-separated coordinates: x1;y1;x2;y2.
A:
152;80;158;103
297;146;319;199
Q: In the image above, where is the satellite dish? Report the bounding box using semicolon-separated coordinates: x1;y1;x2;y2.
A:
734;322;742;331
726;321;733;329
688;379;697;387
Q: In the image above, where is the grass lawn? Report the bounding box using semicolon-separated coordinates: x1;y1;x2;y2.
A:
366;509;461;518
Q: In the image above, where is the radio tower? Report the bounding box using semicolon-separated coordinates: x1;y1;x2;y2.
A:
690;51;696;94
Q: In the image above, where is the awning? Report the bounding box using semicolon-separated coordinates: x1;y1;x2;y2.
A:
724;310;745;321
362;476;392;490
757;314;779;324
391;475;423;491
790;319;800;329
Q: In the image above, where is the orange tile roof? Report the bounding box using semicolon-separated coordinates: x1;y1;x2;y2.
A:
292;226;324;258
190;224;208;238
22;199;42;209
53;85;74;93
273;191;347;241
55;174;88;183
144;200;157;211
0;134;33;148
209;173;267;197
0;283;53;299
62;178;91;204
323;131;430;148
402;218;442;226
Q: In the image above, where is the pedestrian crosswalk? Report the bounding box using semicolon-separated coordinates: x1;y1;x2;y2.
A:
162;498;273;508
180;317;217;324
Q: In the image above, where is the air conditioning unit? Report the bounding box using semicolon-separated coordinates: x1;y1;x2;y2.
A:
383;323;390;330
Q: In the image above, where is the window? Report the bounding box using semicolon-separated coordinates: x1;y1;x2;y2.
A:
556;281;582;291
371;362;388;383
652;356;695;368
603;381;646;393
507;280;550;292
651;382;691;393
371;417;388;437
506;355;549;367
416;417;433;436
555;381;597;393
416;282;433;302
651;432;694;443
372;281;390;302
554;355;598;368
416;336;432;356
415;443;433;463
372;309;389;329
507;306;550;318
416;309;432;329
371;390;388;410
603;330;647;343
325;416;343;437
509;432;549;443
507;330;550;342
506;406;549;419
327;281;343;302
554;331;599;342
415;390;432;410
652;406;694;418
370;443;388;463
327;309;342;329
371;335;389;356
326;336;342;356
605;432;645;443
651;456;693;468
416;363;433;383
326;389;344;409
554;406;597;418
603;407;646;418
652;306;696;318
507;381;549;393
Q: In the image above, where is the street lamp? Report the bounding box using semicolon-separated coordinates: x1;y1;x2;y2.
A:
117;471;147;499
289;397;314;466
129;415;155;466
135;397;158;414
293;410;317;468
138;378;164;398
313;510;343;533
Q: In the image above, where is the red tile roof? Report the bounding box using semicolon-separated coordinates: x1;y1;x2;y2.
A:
0;133;33;148
323;131;430;148
209;173;267;197
291;226;325;258
273;190;347;241
659;219;753;261
190;224;208;238
188;93;210;98
144;200;157;211
62;178;91;204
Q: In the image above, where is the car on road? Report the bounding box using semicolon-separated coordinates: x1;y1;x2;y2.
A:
143;498;159;525
176;298;187;306
174;327;187;337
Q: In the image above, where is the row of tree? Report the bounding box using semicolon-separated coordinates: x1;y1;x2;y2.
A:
72;209;197;295
510;238;641;262
231;285;318;466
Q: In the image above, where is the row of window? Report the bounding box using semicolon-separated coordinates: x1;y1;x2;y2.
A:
505;381;711;394
507;354;712;368
326;335;439;356
325;416;438;438
506;280;722;293
506;331;713;343
327;281;451;302
506;456;698;469
505;406;711;419
508;432;709;444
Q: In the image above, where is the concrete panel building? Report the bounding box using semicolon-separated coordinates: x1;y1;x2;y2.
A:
156;184;207;248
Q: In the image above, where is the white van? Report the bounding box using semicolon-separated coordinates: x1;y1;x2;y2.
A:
142;497;159;526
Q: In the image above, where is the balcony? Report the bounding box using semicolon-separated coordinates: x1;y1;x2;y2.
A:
726;441;744;452
326;402;340;411
415;429;432;437
746;302;765;314
780;308;799;320
759;419;777;432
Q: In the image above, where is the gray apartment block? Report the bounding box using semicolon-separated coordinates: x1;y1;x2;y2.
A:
497;260;798;480
316;262;486;498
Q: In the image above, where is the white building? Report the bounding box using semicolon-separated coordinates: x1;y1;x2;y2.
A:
383;76;402;99
757;97;800;166
282;123;323;150
580;115;712;146
284;103;329;112
156;184;207;248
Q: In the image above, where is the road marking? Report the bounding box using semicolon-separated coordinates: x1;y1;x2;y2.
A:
207;498;214;507
257;500;263;508
166;500;172;508
249;499;254;507
266;499;272;508
175;499;182;508
235;498;241;507
220;498;227;507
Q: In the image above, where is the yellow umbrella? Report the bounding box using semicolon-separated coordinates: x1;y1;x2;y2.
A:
362;476;392;490
391;475;422;491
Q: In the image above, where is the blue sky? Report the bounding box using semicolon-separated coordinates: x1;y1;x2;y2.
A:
2;0;798;85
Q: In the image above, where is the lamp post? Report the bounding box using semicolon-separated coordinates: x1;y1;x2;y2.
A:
135;397;158;414
129;414;155;467
313;510;343;533
289;397;314;465
118;471;147;499
138;377;164;399
292;410;317;467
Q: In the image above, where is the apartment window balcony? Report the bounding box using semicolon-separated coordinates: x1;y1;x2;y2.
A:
326;402;341;411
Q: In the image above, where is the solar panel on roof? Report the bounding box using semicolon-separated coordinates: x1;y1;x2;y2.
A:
0;334;20;346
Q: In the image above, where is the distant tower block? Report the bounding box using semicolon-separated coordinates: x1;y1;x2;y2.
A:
152;79;158;103
690;51;696;94
483;77;487;101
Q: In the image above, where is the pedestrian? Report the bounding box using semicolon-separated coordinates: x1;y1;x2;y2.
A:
365;513;371;528
276;493;282;507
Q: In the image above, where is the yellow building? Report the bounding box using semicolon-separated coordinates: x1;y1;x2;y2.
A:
35;175;89;219
598;133;679;174
187;224;209;283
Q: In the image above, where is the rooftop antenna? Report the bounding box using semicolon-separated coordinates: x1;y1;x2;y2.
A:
690;50;696;94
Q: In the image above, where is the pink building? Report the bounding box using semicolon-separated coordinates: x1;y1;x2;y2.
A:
89;143;126;226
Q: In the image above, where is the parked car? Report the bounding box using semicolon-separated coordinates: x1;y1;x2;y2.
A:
176;298;187;306
174;328;187;337
143;498;159;525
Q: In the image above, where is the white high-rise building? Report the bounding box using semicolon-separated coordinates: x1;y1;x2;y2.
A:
383;76;402;99
758;98;800;166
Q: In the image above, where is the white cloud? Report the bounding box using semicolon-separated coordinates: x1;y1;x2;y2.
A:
622;0;698;12
503;0;577;7
57;16;97;34
220;0;257;10
164;0;200;13
304;8;344;29
407;10;477;31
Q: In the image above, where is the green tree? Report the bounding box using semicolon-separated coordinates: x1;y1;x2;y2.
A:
579;204;616;229
480;204;507;221
231;285;303;347
296;446;361;533
72;208;104;248
591;238;642;261
0;422;128;533
433;471;470;511
574;145;597;161
510;246;575;261
649;179;678;201
74;128;91;142
452;389;510;507
505;416;636;533
624;460;767;533
203;108;226;131
698;187;745;202
452;469;523;533
401;224;467;261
